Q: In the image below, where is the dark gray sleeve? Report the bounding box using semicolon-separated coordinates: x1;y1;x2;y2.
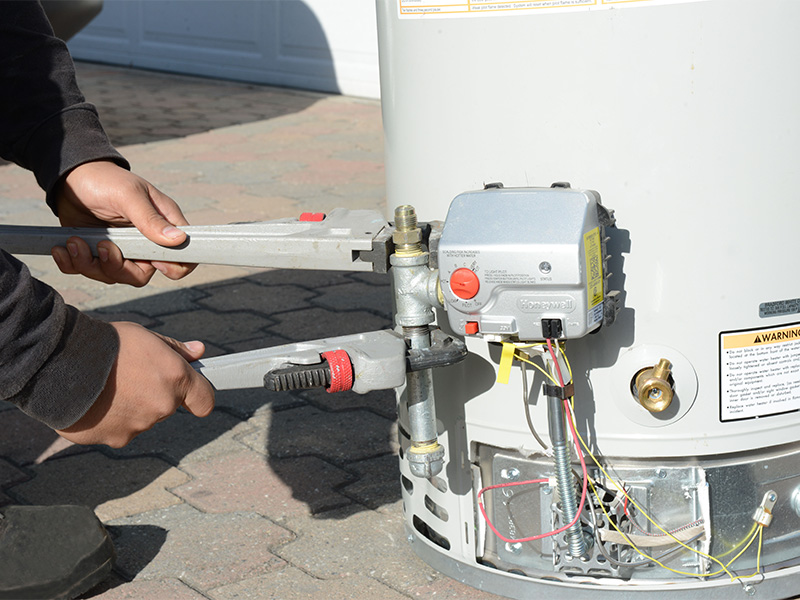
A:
0;250;119;429
0;0;129;213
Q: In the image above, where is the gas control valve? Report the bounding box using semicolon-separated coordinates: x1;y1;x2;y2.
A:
437;185;619;341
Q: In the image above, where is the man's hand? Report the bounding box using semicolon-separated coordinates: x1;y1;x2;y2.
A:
55;322;215;448
51;160;195;286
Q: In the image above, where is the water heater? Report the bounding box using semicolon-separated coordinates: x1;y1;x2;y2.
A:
376;1;800;598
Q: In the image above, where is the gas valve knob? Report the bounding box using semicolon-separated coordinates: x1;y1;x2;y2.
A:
634;358;674;413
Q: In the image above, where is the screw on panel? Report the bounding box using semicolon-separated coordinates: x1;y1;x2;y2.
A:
505;542;523;554
501;468;520;481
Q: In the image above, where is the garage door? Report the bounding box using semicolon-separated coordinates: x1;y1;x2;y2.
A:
68;0;380;98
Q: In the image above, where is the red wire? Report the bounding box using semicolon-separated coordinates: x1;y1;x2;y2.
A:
546;342;702;539
479;479;549;495
476;340;588;545
546;338;566;386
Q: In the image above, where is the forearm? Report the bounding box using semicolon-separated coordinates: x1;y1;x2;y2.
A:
0;250;119;429
0;0;129;212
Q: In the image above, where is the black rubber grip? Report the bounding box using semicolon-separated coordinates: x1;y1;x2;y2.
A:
264;362;332;392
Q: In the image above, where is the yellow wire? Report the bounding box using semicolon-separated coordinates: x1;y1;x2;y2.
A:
588;464;763;579
514;343;545;350
509;340;572;387
516;342;767;581
557;341;573;381
717;522;758;559
513;349;558;385
554;343;765;581
574;401;763;580
757;524;764;574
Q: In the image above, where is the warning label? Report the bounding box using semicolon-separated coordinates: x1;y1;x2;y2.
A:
398;0;706;19
583;227;603;309
720;324;800;421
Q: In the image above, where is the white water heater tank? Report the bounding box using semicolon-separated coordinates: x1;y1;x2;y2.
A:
377;1;800;598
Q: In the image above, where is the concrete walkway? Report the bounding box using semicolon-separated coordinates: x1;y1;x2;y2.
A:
0;63;503;599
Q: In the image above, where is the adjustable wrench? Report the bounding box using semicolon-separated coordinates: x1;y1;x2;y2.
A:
0;208;391;272
0;210;465;393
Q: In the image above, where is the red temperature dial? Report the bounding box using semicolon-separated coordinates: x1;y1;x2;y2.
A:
450;268;480;300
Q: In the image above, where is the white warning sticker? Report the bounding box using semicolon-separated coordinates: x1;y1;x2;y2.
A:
398;0;706;19
720;324;800;421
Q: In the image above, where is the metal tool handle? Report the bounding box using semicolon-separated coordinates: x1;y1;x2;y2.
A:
190;329;408;394
0;208;388;272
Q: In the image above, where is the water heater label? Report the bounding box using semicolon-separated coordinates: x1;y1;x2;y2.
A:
760;297;800;319
719;323;800;422
398;0;706;19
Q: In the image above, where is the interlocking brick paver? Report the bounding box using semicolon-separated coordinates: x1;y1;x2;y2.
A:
0;409;80;466
151;308;275;352
270;306;389;342
0;458;29;506
172;451;352;519
76;66;324;148
79;578;208;600
340;453;402;511
102;409;252;465
8;452;188;522
210;567;410;600
295;387;397;420
214;387;303;420
310;280;393;319
83;310;158;328
239;404;397;465
278;503;437;590
91;287;207;318
247;268;355;291
0;61;503;600
109;504;291;590
198;282;316;315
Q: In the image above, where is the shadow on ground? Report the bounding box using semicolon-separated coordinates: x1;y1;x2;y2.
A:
1;266;401;524
75;62;326;149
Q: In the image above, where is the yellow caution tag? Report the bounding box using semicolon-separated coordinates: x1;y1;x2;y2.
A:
584;227;603;309
497;342;516;384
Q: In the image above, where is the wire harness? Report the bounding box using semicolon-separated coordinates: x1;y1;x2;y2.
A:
481;339;769;587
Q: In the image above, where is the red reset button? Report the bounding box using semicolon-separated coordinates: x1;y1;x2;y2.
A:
450;268;480;300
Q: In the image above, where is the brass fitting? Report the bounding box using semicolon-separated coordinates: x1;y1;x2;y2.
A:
393;205;423;256
635;358;674;412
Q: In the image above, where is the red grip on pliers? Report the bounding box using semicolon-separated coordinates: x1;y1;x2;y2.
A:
321;349;353;393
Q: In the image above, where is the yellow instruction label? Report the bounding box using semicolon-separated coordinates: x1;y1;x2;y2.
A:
398;0;706;19
584;227;603;309
720;324;800;421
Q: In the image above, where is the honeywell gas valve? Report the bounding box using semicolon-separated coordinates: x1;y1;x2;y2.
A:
438;185;619;341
